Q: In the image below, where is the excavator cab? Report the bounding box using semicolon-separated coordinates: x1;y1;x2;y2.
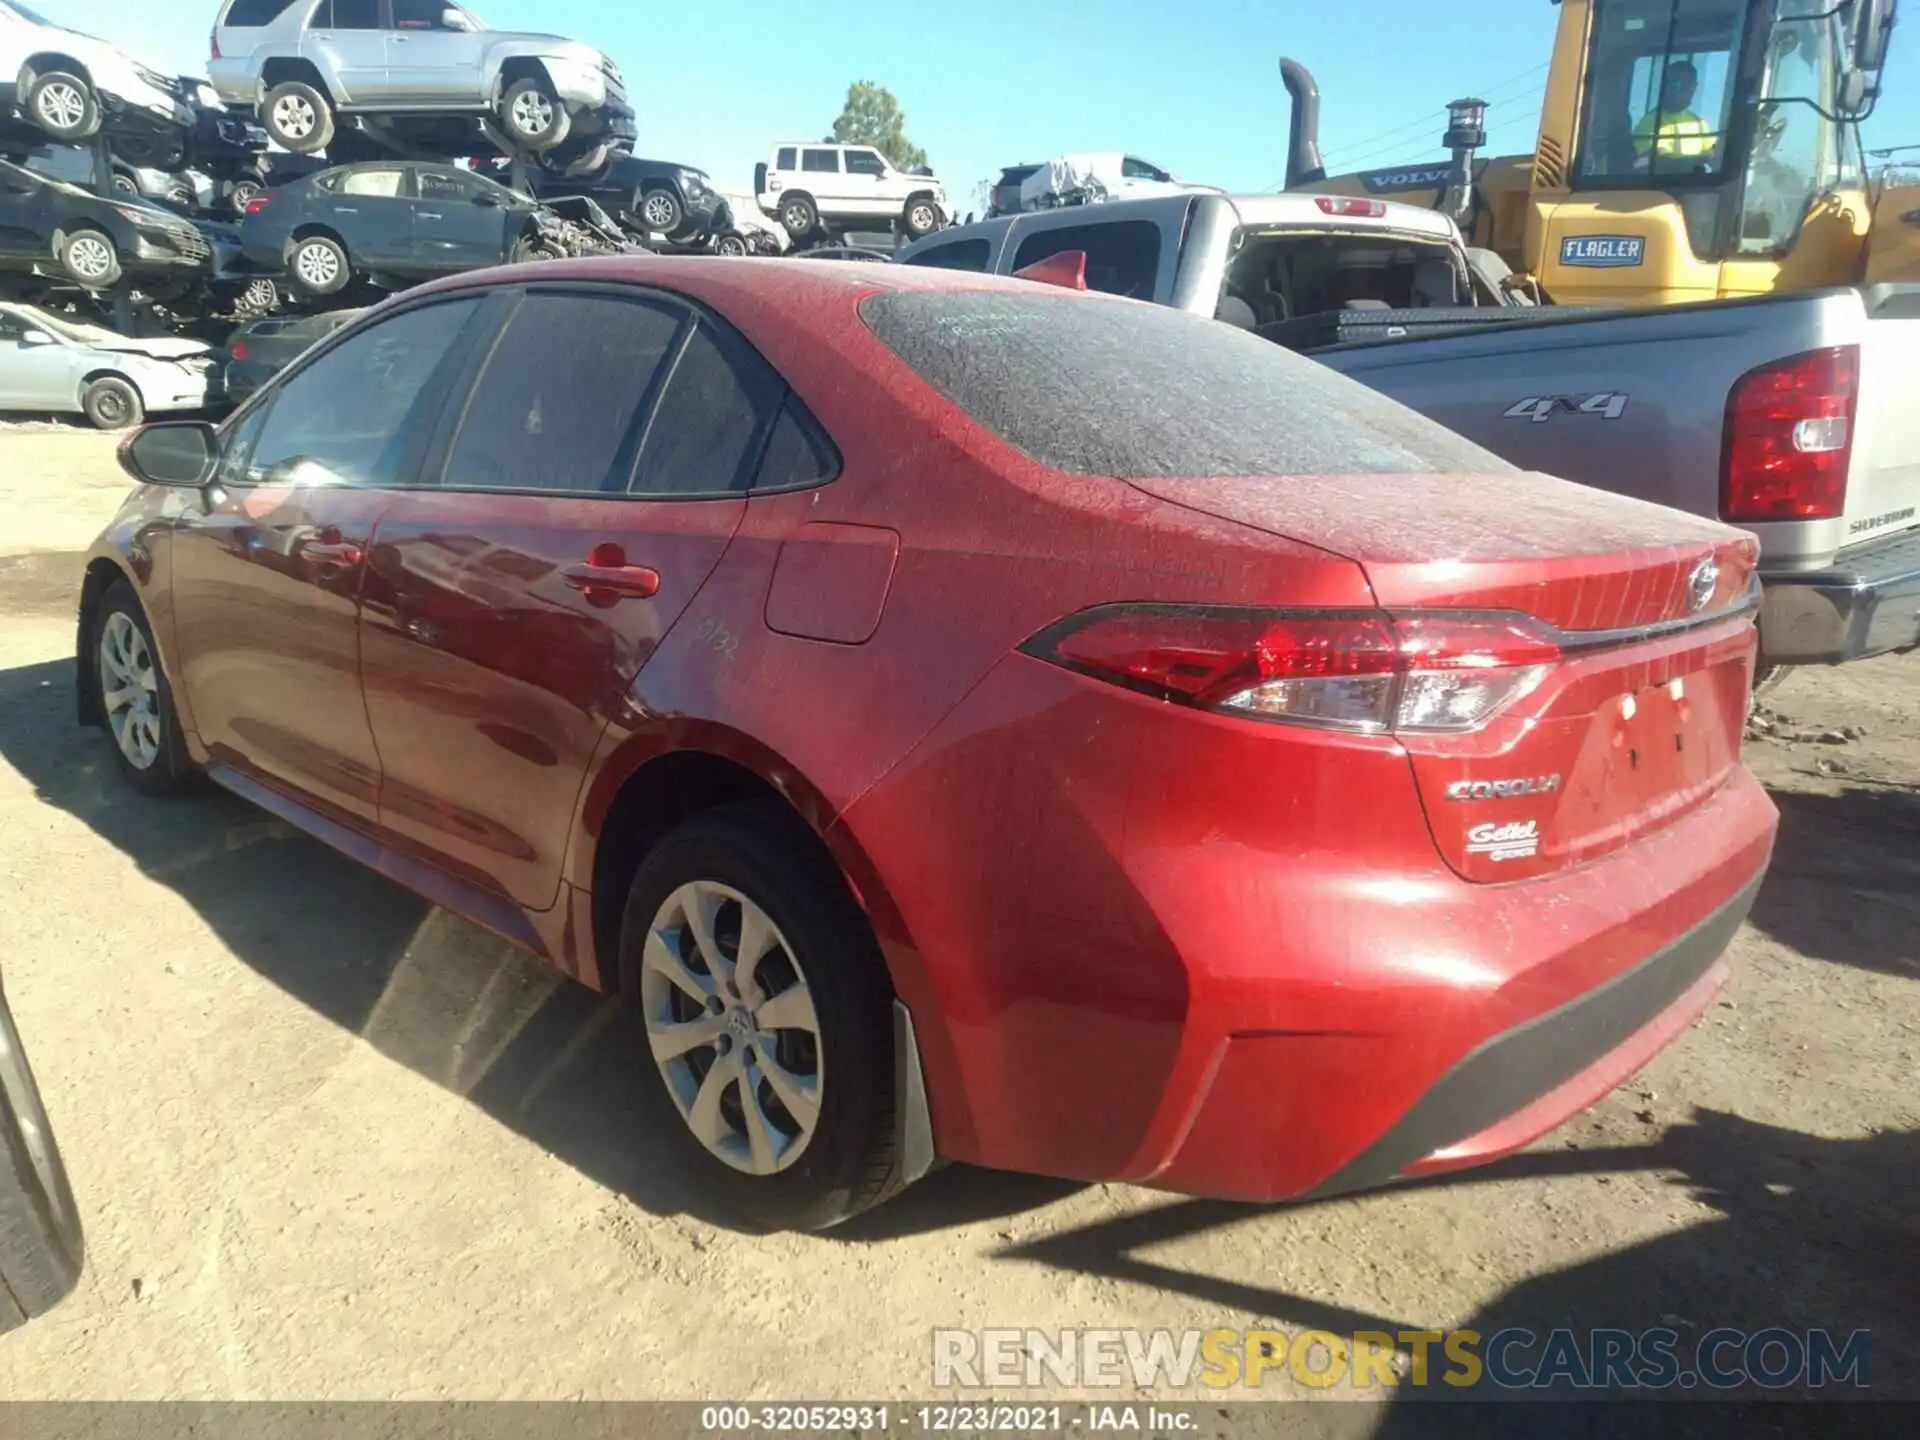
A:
1285;0;1912;307
1533;0;1891;304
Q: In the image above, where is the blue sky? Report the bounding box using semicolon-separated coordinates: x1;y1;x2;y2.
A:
33;0;1920;203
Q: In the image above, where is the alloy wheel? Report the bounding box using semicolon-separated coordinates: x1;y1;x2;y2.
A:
641;193;677;229
35;82;85;131
294;243;340;289
66;236;113;281
272;94;316;141
99;612;161;771
511;90;554;137
640;880;823;1176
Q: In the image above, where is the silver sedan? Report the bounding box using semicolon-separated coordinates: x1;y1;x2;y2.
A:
0;303;216;430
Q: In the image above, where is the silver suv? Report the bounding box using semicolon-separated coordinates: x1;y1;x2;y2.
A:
207;0;630;156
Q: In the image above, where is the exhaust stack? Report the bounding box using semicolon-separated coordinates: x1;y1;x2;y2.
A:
1280;58;1326;190
1441;97;1487;228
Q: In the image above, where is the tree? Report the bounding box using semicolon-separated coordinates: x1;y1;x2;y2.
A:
830;82;928;171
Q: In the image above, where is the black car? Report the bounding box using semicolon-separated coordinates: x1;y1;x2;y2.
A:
0;156;213;293
112;78;272;214
478;151;726;243
989;163;1042;217
220;306;363;404
239;161;585;299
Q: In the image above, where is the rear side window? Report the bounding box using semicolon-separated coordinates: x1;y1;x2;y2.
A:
776;147;797;170
314;0;380;27
801;149;840;174
441;292;684;494
901;238;991;272
633;321;785;496
859;289;1515;480
339;167;405;197
755;400;839;491
1012;220;1162;301
222;0;300;23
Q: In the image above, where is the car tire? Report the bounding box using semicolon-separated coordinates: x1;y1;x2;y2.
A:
714;231;749;257
619;801;900;1233
499;78;571;152
233;277;280;318
81;377;143;432
0;980;85;1337
93;580;196;795
57;230;121;289
636;187;684;236
901;197;940;239
287;234;350;297
111;172;139;200
26;71;100;142
778;193;818;242
228;178;263;214
261;81;335;155
509;234;565;264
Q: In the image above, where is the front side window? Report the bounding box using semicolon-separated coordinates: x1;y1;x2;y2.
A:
393;0;465;27
1011;220;1162;301
0;314;27;343
844;150;887;177
239;299;481;488
1577;0;1742;181
801;149;840;174
440;292;684;494
416;167;478;200
1121;156;1169;181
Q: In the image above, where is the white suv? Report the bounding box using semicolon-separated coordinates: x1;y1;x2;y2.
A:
0;0;194;145
755;143;947;243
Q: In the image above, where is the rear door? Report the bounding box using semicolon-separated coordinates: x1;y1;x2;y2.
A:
799;146;843;209
359;286;785;911
0;311;78;408
326;164;414;267
305;0;390;104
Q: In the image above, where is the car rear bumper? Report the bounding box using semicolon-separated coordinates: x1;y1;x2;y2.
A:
842;654;1779;1202
1758;525;1920;664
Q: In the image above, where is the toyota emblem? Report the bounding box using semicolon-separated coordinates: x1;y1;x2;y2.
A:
1687;557;1720;612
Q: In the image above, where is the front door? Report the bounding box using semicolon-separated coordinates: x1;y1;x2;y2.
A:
359;287;786;911
410;166;511;271
304;0;391;105
166;294;488;826
385;0;485;104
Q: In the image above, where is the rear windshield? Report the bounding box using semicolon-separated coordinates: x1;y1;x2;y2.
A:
859;290;1514;479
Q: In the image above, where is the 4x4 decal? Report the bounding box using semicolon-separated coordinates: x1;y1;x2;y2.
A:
1502;392;1630;423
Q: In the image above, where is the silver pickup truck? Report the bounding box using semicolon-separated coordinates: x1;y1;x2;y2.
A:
897;193;1920;676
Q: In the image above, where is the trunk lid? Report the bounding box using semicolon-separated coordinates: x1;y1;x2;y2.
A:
1127;469;1761;881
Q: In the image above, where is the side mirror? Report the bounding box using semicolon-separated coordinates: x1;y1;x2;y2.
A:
118;422;216;487
21;330;54;346
1837;68;1871;115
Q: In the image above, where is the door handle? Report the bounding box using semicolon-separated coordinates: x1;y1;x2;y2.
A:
418;211;442;219
563;562;660;599
304;539;364;567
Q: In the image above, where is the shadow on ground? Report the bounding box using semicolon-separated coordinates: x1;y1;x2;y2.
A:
1746;784;1920;980
0;653;1071;1238
1005;1111;1918;1408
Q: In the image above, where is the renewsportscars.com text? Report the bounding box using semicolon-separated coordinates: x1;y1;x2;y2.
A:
932;1326;1872;1392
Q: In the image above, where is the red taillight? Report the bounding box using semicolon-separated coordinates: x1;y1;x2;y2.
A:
244;195;272;215
1314;196;1388;218
1024;606;1559;734
210;28;221;60
1721;345;1857;522
229;340;250;362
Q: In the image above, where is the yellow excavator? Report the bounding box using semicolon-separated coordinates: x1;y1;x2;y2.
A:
1281;0;1920;306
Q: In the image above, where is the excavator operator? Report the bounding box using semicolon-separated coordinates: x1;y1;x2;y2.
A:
1634;60;1718;168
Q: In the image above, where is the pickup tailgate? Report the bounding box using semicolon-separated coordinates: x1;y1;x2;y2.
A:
1312;286;1920;568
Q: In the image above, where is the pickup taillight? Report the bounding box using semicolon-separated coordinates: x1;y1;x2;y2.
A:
210;27;221;60
1721;345;1858;522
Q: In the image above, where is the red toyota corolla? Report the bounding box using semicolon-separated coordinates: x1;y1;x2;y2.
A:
81;257;1777;1230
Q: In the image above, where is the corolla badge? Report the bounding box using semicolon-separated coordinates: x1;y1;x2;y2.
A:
1688;557;1720;612
1446;775;1561;802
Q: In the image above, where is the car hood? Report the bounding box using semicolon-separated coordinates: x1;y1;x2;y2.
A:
491;33;607;61
88;337;212;360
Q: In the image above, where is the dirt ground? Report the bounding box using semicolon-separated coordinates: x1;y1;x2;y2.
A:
0;425;1914;1407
